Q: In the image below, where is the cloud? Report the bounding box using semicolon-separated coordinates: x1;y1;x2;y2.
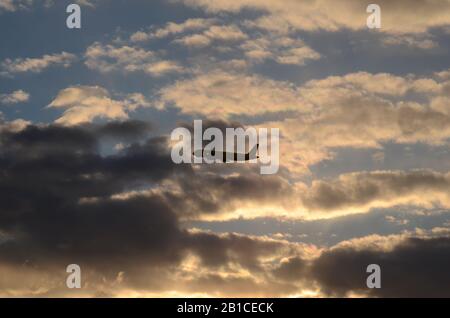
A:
48;86;151;126
299;170;450;217
171;22;320;68
0;114;30;132
95;120;153;141
90;117;450;221
2;121;450;297
0;0;97;12
0;0;17;11
241;35;320;65
75;0;97;8
158;70;304;117
0;0;33;12
152;167;450;221
158;69;445;118
203;25;248;41
84;43;185;76
157;68;450;174
0;124;182;295
174;24;248;48
0;121;308;296
166;172;299;221
130;18;320;71
131;19;320;71
175;33;212;48
272;256;308;282
312;233;450;297
1;52;77;77
0;90;30;104
144;60;184;76
179;0;450;34
130;18;216;42
2;0;450;298
268;71;450;172
381;34;438;49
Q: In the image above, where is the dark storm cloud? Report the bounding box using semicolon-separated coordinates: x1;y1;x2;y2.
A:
94;120;153;140
187;231;287;268
272;257;308;282
147;118;296;219
312;236;450;297
0;196;183;268
167;172;294;219
0;122;188;271
1;124;97;155
183;273;298;297
0;121;294;295
0;124;180;209
179;119;247;151
4;121;450;297
264;235;450;297
301;170;450;212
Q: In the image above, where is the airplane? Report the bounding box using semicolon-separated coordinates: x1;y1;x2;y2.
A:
192;144;259;163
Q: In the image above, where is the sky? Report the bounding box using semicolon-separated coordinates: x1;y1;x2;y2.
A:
1;0;450;297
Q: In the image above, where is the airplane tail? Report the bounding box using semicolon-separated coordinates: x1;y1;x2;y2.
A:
248;143;259;159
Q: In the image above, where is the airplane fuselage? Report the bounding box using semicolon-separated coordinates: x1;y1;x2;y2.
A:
193;149;254;163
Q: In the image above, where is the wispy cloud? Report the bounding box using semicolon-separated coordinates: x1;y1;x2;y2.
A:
130;18;216;42
48;86;151;126
179;0;450;34
382;33;438;49
1;52;77;77
0;0;34;12
241;35;320;65
0;89;30;104
84;43;185;76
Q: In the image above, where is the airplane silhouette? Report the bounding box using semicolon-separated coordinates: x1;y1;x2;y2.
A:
192;144;259;162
